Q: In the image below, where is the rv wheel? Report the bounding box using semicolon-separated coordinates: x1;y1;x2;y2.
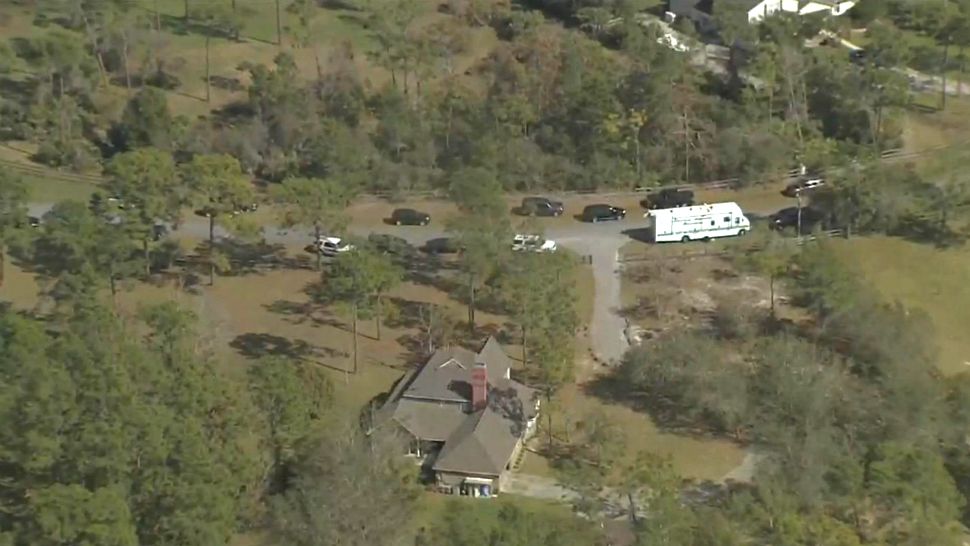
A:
738;229;747;236
681;235;690;243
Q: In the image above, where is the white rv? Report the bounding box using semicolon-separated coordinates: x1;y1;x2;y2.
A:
645;202;751;243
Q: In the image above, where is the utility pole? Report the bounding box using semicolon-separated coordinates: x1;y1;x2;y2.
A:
796;190;803;243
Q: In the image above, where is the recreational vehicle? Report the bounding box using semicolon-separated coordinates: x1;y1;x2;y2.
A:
645;202;751;243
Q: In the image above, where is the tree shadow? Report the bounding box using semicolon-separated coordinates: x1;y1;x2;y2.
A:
205;239;311;275
582;371;734;441
210;75;244;92
158;13;232;38
230;332;348;362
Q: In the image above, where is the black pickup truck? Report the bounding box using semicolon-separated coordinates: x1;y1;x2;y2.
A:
641;188;695;210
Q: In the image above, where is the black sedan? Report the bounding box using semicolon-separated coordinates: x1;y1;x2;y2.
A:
581;204;626;223
389;208;431;226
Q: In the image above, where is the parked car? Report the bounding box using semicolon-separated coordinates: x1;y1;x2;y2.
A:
516;197;564;217
16;216;40;229
511;234;558;253
642;188;695;210
782;177;825;197
769;206;825;233
152;223;168;241
581;204;626;223
306;236;355;257
389;208;430;226
421;237;462;254
368;233;414;256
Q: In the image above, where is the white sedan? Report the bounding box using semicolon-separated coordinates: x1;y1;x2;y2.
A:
512;234;558;253
309;236;355;257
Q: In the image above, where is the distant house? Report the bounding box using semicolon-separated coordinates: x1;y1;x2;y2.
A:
668;0;854;26
377;337;539;497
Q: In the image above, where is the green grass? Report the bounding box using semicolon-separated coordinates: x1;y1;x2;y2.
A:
829;236;970;376
24;175;99;203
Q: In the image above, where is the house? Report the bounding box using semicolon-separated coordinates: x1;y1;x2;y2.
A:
378;337;539;497
667;0;854;26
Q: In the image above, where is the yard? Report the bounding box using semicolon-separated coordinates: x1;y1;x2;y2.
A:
829;235;970;376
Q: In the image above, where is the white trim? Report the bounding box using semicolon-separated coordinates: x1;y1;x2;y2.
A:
464;477;494;485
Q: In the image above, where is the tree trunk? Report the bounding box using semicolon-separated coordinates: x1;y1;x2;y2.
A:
276;0;283;47
122;33;132;93
80;12;109;88
874;103;884;152
521;326;527;365
352;302;359;374
545;391;554;449
942;36;951;110
232;0;240;41
957;44;967;97
376;293;383;341
205;35;211;103
467;274;476;333
143;237;151;277
682;111;690;182
0;244;5;287
208;215;215;285
184;0;189;21
769;273;775;317
155;0;161;31
314;223;322;270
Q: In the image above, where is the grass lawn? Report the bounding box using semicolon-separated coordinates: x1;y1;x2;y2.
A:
905;94;970;151
23;175;99;203
534;383;745;482
829;236;970;376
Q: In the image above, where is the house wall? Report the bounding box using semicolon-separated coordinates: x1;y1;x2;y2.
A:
747;0;800;23
800;1;855;16
436;471;499;494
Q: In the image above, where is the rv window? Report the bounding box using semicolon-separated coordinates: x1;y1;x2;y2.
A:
710;220;715;226
723;216;730;223
735;218;740;224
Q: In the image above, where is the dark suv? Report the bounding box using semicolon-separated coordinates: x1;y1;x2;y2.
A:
517;197;564;217
389;208;431;226
642;188;694;210
581;204;626;223
769;206;825;233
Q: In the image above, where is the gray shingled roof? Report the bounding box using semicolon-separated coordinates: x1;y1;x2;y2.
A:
381;338;538;476
400;338;512;403
390;398;468;441
432;407;521;476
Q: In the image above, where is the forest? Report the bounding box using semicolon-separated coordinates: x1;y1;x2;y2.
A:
2;0;970;545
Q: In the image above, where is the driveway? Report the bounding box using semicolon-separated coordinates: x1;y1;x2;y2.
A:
25;200;785;374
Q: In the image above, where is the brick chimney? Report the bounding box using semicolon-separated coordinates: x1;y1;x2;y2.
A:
471;362;487;412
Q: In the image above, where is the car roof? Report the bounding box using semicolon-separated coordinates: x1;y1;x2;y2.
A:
585;203;614;209
393;208;417;213
320;236;343;244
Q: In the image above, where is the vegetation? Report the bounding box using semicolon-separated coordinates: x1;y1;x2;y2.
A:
3;1;970;545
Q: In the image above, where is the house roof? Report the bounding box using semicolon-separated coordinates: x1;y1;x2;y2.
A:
400;338;512;403
432;407;522;476
391;398;469;441
382;338;537;476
